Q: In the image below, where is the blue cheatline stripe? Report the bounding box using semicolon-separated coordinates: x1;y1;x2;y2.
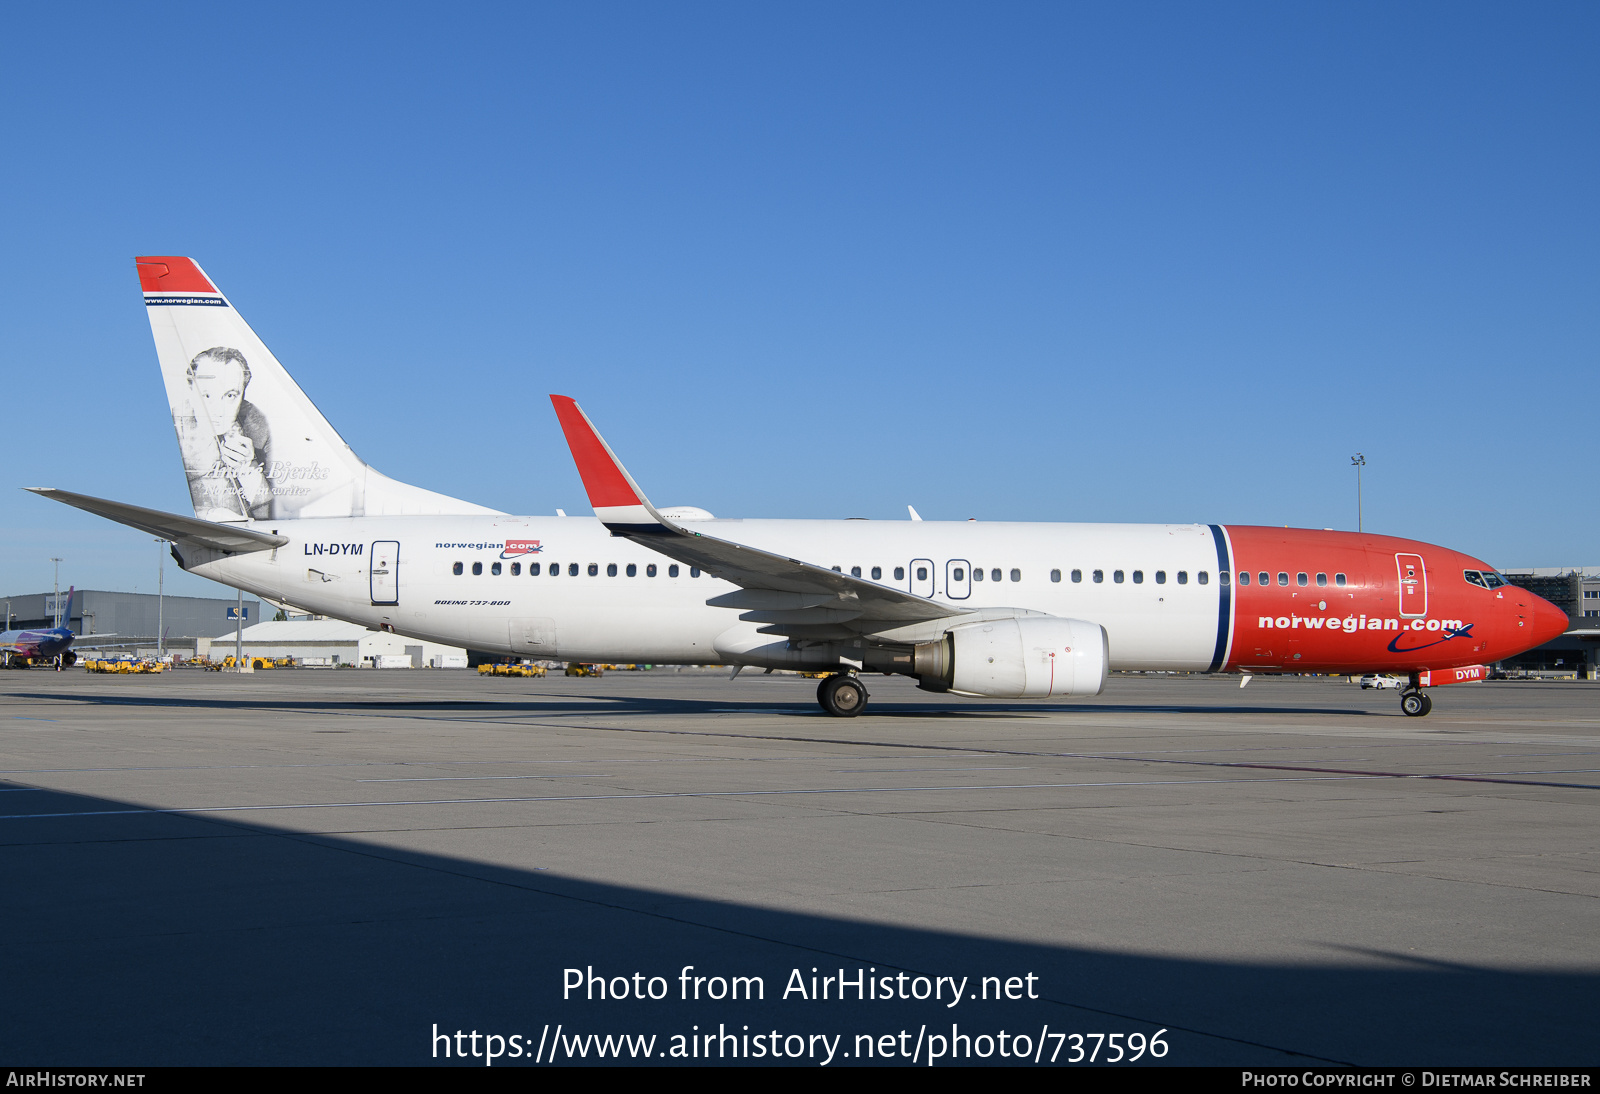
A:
1208;524;1232;672
143;295;228;307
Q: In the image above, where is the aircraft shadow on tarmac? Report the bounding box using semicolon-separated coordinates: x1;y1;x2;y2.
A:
5;690;1374;720
1;779;1593;1066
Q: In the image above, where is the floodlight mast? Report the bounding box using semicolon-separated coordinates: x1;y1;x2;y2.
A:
155;539;165;661
1350;453;1366;533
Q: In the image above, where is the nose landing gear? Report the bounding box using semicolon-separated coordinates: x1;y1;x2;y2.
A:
1400;688;1433;717
817;673;869;718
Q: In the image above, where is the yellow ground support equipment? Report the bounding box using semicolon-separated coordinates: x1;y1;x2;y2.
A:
479;662;548;678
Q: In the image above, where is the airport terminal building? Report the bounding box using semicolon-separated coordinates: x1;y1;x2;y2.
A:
1503;567;1600;676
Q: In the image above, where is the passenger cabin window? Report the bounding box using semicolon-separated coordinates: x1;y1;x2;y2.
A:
1238;571;1249;585
973;568;984;582
646;564;657;577
893;566;905;580
1335;573;1347;587
1155;571;1166;584
510;562;521;576
1050;569;1061;583
453;562;463;576
530;563;541;576
569;563;579;577
1175;571;1186;584
1274;572;1285;586
871;566;882;580
607;563;617;577
472;562;483;576
1114;570;1124;583
953;567;965;581
588;564;599;576
690;568;700;578
1071;569;1082;583
1316;572;1327;587
1202;571;1212;585
1132;570;1144;584
991;568;1002;582
668;565;680;577
1093;569;1104;583
1297;572;1308;586
1010;568;1021;582
491;562;502;576
916;566;929;581
626;563;636;577
851;566;861;578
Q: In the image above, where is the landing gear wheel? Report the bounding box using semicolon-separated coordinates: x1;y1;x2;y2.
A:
1401;690;1432;717
819;674;869;718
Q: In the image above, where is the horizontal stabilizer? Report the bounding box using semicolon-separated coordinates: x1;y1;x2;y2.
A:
25;488;289;553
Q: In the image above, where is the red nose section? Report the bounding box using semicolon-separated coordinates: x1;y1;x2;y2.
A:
1530;595;1571;646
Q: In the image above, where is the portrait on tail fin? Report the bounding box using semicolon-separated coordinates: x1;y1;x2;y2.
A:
174;346;275;520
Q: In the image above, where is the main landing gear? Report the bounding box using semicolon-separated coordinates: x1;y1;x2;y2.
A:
817;673;869;718
1400;688;1433;717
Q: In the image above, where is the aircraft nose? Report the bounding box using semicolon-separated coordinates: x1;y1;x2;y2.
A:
1529;594;1571;646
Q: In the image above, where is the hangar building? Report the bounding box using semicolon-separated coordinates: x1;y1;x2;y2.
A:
1;589;261;648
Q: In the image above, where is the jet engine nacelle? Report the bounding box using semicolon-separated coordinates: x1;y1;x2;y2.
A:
916;616;1108;698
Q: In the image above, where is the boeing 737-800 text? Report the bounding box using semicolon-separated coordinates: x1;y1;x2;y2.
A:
28;257;1569;717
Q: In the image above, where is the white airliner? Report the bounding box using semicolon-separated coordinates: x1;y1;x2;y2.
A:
27;258;1568;717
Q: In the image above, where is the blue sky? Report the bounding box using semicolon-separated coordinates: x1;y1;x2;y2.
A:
2;2;1595;600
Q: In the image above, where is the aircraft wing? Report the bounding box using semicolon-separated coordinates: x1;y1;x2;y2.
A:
25;489;289;553
549;396;969;632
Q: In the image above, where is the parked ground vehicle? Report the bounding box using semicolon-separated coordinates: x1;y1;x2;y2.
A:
478;662;548;678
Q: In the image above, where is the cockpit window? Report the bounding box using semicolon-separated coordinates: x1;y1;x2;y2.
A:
1482;571;1507;589
1464;570;1487;589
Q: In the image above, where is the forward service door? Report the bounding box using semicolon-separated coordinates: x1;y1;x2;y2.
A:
371;541;400;605
1396;553;1426;618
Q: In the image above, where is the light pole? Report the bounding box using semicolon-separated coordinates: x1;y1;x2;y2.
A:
1350;453;1366;533
50;557;62;626
155;539;166;660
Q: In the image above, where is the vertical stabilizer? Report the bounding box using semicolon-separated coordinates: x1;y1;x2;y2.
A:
136;257;500;522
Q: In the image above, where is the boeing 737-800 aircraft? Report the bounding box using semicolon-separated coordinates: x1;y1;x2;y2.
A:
28;257;1569;716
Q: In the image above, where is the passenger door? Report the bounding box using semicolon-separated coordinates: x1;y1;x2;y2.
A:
1396;553;1427;618
370;541;400;605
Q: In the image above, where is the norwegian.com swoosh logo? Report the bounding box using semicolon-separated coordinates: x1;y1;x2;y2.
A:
1387;623;1474;654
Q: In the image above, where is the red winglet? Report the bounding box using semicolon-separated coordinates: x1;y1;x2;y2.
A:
549;396;641;509
135;256;216;294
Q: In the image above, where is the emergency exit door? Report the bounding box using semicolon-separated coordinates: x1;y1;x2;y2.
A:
371;541;400;605
1396;553;1426;618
